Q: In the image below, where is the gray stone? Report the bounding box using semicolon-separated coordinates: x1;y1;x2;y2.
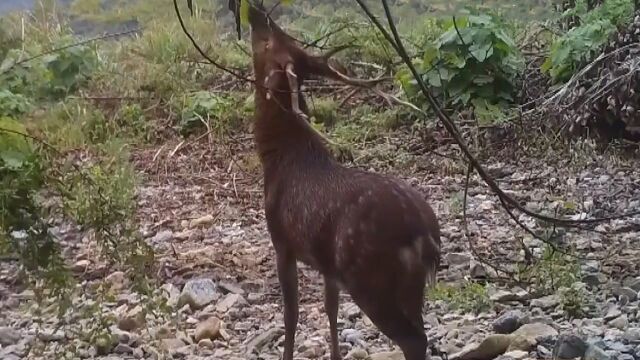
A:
553;334;587;359
604;306;622;321
493;310;528;334
194;317;221;342
617;354;634;360
502;350;528;359
584;344;611;360
341;329;363;344
624;277;640;292
450;334;512;360
509;323;559;352
608;315;629;330
346;348;368;359
0;327;21;346
369;351;405;360
445;252;472;266
160;338;185;352
246;327;284;353
113;343;134;354
530;295;560;309
490;290;519;302
623;328;640;342
582;273;607;287
215;293;246;313
117;305;145;331
612;286;638;301
151;230;173;243
179;278;219;310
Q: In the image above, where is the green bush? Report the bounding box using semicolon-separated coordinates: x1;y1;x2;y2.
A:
0;90;32;117
179;91;247;137
427;280;492;313
542;0;635;83
398;13;523;112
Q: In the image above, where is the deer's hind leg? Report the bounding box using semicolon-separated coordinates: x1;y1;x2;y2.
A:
347;273;429;360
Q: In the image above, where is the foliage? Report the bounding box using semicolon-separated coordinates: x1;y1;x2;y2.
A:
0;117;73;309
427;280;492;313
0;89;32;117
1;36;100;100
179;90;248;137
516;244;581;296
398;13;523;116
542;0;635;83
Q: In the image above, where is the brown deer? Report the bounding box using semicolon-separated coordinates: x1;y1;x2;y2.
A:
238;2;441;359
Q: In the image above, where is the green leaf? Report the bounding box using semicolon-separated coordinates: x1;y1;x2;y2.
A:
469;42;493;62
0;149;26;168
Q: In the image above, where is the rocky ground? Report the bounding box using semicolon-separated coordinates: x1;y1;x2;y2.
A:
1;122;640;360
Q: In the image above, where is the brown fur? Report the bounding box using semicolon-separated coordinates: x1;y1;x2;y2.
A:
242;3;441;360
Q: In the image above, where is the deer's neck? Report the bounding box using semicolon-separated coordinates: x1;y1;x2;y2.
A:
253;87;335;181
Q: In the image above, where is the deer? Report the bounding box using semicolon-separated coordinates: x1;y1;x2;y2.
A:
235;2;442;359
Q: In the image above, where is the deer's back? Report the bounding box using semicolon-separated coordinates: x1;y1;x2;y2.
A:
264;159;440;284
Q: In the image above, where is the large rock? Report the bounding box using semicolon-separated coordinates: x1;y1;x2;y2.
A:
530;295;560;309
179;278;219;310
194;317;221;342
493;310;528;334
553;334;588;359
623;328;640;342
445;253;472;266
608;315;629;330
508;323;558;352
584;343;611;360
450;334;512;360
0;327;21;346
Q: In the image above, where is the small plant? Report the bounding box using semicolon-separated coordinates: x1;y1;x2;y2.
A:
516;244;581;296
179;91;246;137
398;13;523;116
559;282;587;318
427;280;492;313
310;98;340;127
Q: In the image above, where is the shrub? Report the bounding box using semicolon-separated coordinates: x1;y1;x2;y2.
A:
427;280;492;313
542;0;635;83
398;13;523;114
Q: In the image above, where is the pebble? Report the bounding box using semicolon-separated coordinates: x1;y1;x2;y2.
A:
194;317;221;341
198;338;214;349
117;305;146;331
189;215;215;228
216;293;246;313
